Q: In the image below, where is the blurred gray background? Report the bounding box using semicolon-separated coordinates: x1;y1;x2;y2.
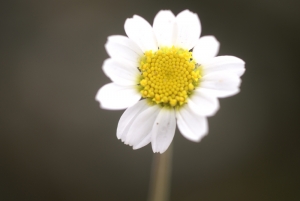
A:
1;0;300;200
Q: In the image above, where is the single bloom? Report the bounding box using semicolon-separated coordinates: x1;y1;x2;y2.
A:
96;10;245;153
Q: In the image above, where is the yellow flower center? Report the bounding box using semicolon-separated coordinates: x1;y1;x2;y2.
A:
138;47;202;107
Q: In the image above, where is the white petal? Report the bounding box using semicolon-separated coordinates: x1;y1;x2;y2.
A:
153;10;176;47
187;89;220;116
133;134;151;150
108;35;143;56
193;36;220;64
95;83;141;110
175;10;201;50
151;108;176;154
200;72;241;98
102;58;140;86
203;56;245;76
124;15;158;52
105;37;140;67
176;106;208;142
117;100;149;142
125;105;161;147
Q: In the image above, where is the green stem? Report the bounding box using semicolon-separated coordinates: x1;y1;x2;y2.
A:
148;144;173;201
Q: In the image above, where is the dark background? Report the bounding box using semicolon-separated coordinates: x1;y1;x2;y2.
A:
1;0;300;200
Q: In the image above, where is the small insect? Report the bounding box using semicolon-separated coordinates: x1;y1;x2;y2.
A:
195;63;201;68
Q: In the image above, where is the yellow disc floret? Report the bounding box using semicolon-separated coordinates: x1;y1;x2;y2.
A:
138;47;202;107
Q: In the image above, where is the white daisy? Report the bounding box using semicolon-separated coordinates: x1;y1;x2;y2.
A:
96;10;245;153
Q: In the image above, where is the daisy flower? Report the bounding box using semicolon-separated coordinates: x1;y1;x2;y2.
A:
96;10;245;153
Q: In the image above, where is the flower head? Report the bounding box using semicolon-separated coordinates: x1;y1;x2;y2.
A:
96;10;245;153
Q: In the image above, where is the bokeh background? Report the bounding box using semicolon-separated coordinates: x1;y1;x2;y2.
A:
1;0;300;200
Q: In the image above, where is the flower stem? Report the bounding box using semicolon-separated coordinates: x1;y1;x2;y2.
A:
148;144;173;201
